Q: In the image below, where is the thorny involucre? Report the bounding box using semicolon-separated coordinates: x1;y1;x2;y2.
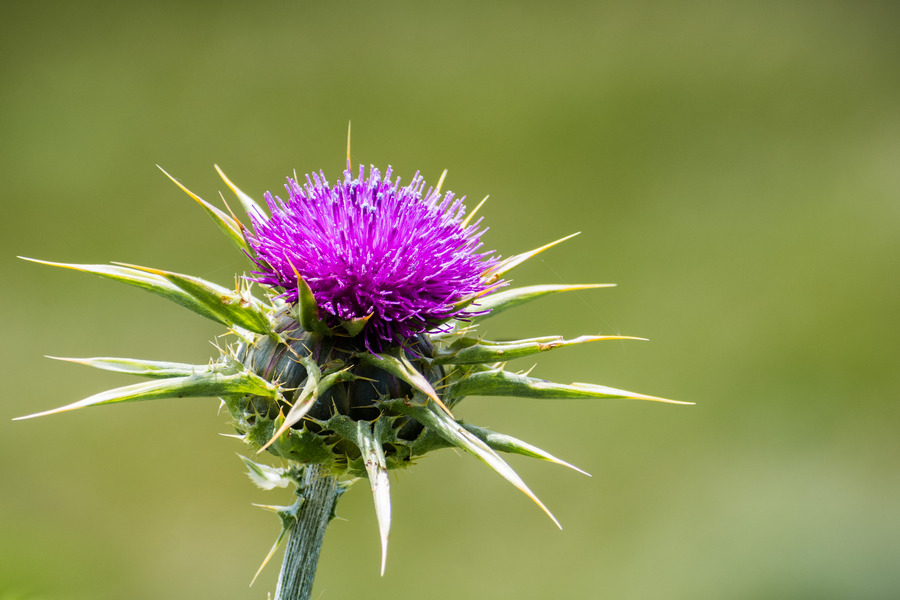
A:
17;157;688;587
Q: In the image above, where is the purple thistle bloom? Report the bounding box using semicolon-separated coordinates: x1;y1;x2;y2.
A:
247;164;500;350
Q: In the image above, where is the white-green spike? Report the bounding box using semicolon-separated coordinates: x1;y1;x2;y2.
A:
432;334;647;365
355;421;391;575
251;526;290;587
483;232;581;284
460;195;488;229
240;455;292;490
287;260;331;336
46;356;212;378
259;358;321;453
249;499;302;587
462;423;590;477
260;360;356;453
215;164;267;221
393;399;562;529
450;367;693;405
358;350;454;417
433;169;448;196
115;262;274;336
340;314;372;337
20;257;272;335
158;165;252;254
14;369;281;421
466;283;615;323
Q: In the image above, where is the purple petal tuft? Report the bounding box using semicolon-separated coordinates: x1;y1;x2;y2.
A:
247;165;499;350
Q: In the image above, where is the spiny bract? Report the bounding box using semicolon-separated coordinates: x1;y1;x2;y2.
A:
17;161;688;577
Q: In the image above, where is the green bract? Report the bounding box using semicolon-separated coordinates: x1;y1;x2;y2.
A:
17;164;689;579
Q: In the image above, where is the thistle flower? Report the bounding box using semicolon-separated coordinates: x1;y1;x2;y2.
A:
17;156;689;600
247;165;498;350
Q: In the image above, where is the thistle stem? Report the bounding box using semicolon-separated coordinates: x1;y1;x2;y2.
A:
274;465;339;600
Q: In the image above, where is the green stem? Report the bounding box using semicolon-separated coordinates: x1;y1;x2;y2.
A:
274;465;339;600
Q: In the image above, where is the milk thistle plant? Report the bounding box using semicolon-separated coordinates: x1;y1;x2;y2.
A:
17;144;687;599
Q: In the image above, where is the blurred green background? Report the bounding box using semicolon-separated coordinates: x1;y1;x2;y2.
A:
2;1;899;598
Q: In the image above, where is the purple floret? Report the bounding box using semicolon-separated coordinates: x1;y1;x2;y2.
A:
247;164;499;350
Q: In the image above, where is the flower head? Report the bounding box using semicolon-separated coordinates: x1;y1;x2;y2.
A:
247;165;498;350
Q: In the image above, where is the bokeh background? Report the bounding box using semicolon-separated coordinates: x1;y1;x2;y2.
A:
2;1;898;598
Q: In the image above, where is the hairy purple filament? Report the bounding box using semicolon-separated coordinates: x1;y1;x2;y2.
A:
248;165;498;350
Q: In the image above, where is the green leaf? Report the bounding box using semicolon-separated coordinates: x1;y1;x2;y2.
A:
387;398;561;529
46;356;215;378
14;369;280;420
239;455;291;490
462;423;589;476
432;334;646;365
449;368;692;405
464;283;615;323
158;165;251;254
